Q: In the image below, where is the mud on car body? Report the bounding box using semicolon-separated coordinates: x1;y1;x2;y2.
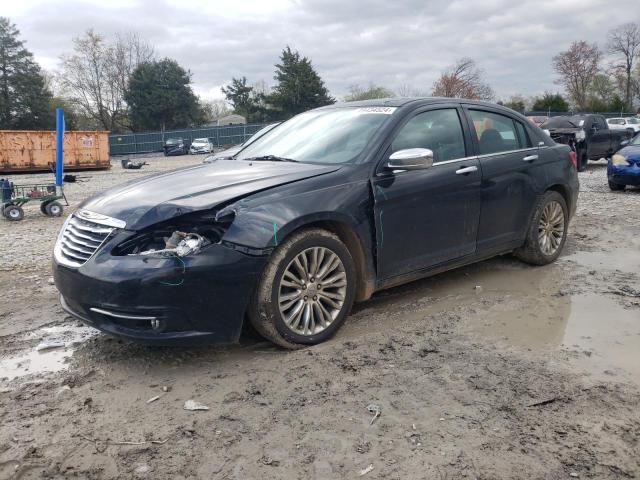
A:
54;98;579;348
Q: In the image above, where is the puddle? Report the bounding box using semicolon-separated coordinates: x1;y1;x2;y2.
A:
0;323;97;382
565;250;640;274
0;348;72;381
467;293;640;383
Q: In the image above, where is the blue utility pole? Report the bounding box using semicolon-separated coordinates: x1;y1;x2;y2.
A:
55;108;65;193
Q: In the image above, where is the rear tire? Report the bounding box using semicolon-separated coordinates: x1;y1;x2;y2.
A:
248;228;356;349
4;204;24;221
45;201;63;217
40;201;50;215
608;181;625;191
515;191;568;266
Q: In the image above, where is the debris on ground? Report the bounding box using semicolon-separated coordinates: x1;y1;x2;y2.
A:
358;464;374;476
35;341;65;351
183;400;209;411
366;404;381;425
146;395;160;404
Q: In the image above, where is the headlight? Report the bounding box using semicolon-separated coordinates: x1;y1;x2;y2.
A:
611;154;630;166
112;211;235;257
575;130;586;141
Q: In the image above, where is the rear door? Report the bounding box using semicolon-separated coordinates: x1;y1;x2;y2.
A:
372;106;481;279
463;106;543;252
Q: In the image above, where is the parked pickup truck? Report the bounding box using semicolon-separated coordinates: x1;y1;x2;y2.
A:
541;114;632;171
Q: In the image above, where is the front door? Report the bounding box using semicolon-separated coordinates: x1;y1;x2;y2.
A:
372;107;481;280
588;116;611;158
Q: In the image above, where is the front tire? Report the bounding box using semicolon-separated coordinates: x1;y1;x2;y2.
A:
515;191;568;266
577;149;588;172
608;180;625;191
248;228;356;349
45;201;63;217
4;204;24;221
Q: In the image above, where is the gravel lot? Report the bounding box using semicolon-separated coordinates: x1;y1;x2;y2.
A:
0;155;639;479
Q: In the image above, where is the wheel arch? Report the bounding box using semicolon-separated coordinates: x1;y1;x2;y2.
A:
546;184;570;210
276;214;376;302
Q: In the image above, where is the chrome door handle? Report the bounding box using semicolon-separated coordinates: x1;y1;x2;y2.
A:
455;166;478;175
523;154;538;162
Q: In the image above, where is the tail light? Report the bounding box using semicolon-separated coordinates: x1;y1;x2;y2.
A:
568;151;577;169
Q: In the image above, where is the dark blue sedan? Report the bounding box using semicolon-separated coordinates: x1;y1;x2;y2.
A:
608;134;640;190
53;98;579;348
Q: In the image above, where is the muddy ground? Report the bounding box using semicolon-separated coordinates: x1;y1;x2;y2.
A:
0;155;639;479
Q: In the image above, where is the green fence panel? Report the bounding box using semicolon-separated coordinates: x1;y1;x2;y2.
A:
109;123;266;156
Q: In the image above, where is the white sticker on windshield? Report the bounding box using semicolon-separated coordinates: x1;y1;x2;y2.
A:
578;120;584;126
355;107;397;114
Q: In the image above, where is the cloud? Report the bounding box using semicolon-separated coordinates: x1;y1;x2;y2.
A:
7;0;640;100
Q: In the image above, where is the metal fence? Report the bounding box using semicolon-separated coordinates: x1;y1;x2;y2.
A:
109;123;267;156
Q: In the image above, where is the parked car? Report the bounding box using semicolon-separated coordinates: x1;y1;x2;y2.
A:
606;117;640;135
189;138;214;154
526;115;549;126
541;114;632;171
608;133;640;191
163;138;188;156
53;98;578;348
203;123;280;163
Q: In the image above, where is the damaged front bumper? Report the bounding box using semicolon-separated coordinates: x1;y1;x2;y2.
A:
53;230;268;345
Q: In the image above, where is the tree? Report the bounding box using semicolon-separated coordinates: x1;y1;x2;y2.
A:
431;58;494;100
607;23;640;111
500;94;529;113
552;41;600;110
344;84;394;101
200;99;233;124
0;17;53;129
531;92;569;112
268;46;334;118
221;76;254;117
58;29;154;132
124;58;203;131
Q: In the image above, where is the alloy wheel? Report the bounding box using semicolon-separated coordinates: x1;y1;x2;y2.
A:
278;247;347;336
538;201;564;256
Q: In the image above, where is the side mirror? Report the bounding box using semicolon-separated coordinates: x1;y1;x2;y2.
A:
386;148;434;171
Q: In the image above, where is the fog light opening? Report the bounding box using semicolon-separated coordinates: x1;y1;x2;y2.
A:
151;319;161;330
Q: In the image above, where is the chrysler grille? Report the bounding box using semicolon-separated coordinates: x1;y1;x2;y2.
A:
55;214;117;267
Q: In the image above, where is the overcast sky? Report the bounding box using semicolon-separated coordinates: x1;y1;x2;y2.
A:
5;0;640;102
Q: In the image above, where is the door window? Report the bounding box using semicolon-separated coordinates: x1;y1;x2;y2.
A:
468;110;523;154
515;121;532;148
594;116;607;130
391;109;466;162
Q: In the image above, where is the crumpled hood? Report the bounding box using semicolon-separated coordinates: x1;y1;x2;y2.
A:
79;160;340;230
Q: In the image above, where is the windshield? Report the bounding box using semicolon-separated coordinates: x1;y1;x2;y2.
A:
165;138;182;144
193;138;208;143
242;123;280;147
631;134;640;145
540;116;585;129
235;107;394;164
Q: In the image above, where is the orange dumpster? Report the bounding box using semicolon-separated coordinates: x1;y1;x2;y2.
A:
0;130;111;174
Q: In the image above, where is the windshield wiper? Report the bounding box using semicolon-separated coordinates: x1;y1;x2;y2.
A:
244;155;298;163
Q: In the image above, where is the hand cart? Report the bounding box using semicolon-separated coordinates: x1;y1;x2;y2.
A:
1;182;68;221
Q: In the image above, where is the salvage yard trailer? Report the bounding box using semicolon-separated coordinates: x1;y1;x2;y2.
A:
0;130;110;174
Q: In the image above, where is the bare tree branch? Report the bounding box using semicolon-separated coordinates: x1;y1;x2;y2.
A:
57;29;154;132
431;58;494;101
552;41;600;110
607;23;640;110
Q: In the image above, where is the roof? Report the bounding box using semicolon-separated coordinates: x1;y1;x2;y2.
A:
327;97;511;110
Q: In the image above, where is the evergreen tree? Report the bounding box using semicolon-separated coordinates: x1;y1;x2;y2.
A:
268;47;334;118
531;93;569;112
124;58;203;131
221;76;253;117
0;17;53;129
